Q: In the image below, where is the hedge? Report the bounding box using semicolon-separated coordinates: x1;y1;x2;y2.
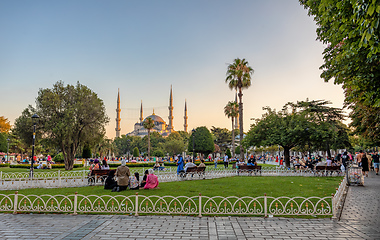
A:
10;164;84;169
0;163;10;168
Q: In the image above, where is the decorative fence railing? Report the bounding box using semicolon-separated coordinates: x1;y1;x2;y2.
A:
331;175;348;220
0;192;334;217
0;168;344;190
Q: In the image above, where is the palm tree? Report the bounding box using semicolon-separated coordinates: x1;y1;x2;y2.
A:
143;117;155;160
226;58;254;161
224;101;239;157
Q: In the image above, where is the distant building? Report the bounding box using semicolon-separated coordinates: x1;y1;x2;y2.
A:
116;86;188;138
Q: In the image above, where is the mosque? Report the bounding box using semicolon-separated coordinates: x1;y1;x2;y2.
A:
115;86;188;138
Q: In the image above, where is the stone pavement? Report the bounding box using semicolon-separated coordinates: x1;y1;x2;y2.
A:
0;172;378;240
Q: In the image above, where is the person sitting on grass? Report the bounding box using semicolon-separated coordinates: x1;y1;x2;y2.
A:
198;159;206;168
104;170;117;190
113;159;130;192
129;172;140;190
140;170;149;188
184;159;197;172
144;169;159;189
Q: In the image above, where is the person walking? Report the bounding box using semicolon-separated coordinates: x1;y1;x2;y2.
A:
214;156;218;169
358;150;369;177
176;154;184;175
373;152;379;175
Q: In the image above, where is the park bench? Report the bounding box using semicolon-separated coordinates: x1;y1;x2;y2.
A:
88;169;112;185
235;164;262;175
315;165;341;176
179;166;206;179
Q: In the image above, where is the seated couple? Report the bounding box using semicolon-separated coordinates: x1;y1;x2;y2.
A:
104;160;159;192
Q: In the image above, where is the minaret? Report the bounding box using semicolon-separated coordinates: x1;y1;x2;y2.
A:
234;92;239;130
115;89;121;138
184;100;188;132
139;100;143;123
168;85;174;133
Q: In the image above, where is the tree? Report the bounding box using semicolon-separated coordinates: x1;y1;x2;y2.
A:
133;147;140;157
299;0;380;143
0;133;7;152
143;117;155;160
82;144;92;159
162;139;185;156
210;126;231;153
0;116;11;134
226;58;254;161
225;148;232;158
16;81;109;170
188;127;215;159
152;149;164;157
245;106;312;168
224;101;239;156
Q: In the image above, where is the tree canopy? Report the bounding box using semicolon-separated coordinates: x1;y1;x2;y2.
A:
0;116;11;134
299;0;380;143
14;81;109;170
188;127;215;158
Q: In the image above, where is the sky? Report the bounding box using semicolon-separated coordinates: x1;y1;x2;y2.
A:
0;0;346;139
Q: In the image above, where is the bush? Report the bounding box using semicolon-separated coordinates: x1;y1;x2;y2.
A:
53;153;64;163
9;164;83;169
0;163;10;168
226;149;232;158
152;149;164;157
133;147;140;157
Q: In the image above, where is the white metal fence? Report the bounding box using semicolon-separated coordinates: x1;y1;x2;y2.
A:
0;192;333;217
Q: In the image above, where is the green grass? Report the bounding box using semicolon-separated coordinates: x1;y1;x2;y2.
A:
1;176;342;198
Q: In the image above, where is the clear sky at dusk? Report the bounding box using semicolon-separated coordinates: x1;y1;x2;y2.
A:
0;0;345;138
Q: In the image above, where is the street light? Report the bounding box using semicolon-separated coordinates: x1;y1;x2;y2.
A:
30;114;39;178
192;129;196;161
6;138;10;163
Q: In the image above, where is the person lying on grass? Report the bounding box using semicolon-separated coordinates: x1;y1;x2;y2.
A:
144;169;159;189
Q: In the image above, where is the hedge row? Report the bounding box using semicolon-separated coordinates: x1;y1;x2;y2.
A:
0;163;10;168
9;164;84;169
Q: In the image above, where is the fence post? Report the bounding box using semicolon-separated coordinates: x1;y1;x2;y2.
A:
264;193;267;218
331;193;336;220
198;193;202;217
13;191;18;214
135;192;139;216
73;192;78;215
58;170;61;187
0;171;2;181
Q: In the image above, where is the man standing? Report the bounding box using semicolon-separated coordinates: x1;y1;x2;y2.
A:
223;154;229;169
372;152;379;175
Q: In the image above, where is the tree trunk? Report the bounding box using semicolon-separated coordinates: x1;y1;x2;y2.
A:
284;146;291;168
148;129;151;160
63;149;75;170
231;119;235;158
326;142;331;159
238;88;244;162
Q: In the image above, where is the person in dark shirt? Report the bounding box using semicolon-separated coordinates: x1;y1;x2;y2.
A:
372;152;379;175
104;170;117;190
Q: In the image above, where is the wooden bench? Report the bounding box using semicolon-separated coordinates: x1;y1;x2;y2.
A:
88;169;112;185
180;166;206;179
236;164;262;175
315;165;341;176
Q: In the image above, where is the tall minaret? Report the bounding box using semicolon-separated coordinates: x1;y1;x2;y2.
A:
115;89;121;138
234;92;239;130
184;100;188;132
139;100;143;123
168;85;174;133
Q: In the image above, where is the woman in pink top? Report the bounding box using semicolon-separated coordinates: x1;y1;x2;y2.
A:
144;169;159;189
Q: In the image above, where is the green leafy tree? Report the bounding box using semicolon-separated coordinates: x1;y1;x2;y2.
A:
226;58;254;161
133;147;140;157
0;133;7;152
143;117;155;160
224;101;239;156
300;0;380;143
245;106;312;167
225;148;232;158
0;116;11;134
188;127;215;159
210;126;231;153
152;149;164;157
15;81;109;170
162;139;185;156
82;144;92;159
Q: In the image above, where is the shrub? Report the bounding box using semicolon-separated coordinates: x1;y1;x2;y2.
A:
152;149;164;157
53;153;64;163
133;147;139;157
0;163;10;168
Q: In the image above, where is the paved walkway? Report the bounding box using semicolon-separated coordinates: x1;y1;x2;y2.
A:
0;172;378;240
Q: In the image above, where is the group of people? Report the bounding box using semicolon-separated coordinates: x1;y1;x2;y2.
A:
175;154;206;174
104;160;159;192
89;159;110;170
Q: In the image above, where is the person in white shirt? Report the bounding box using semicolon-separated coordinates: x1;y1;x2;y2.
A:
184;160;197;172
223;155;229;168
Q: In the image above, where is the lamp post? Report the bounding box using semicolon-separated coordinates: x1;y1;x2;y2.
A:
127;139;131;160
6;138;10;163
192;129;196;161
30;114;39;178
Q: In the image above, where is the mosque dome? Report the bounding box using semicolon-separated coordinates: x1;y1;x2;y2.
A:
144;113;166;125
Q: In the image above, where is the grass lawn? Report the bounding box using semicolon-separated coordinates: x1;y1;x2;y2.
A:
1;176;342;198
